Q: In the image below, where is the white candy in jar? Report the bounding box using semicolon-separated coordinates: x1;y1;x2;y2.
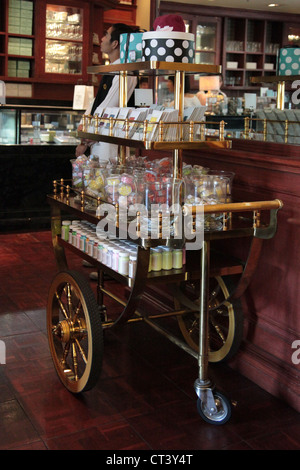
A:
128;254;137;279
118;251;129;276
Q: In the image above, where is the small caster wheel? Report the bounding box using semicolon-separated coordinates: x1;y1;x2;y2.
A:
197;390;231;425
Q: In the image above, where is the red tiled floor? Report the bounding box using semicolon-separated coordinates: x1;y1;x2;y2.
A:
0;230;299;451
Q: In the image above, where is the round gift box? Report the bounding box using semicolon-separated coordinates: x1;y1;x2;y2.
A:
142;31;195;63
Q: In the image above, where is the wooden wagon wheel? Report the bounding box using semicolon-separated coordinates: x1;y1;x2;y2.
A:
47;270;103;393
174;276;244;363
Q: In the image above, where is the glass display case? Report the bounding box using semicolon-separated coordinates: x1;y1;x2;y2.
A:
195;23;217;65
0;105;83;145
45;4;84;75
0;108;17;144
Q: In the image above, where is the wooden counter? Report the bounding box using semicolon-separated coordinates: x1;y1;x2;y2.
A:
0;145;74;232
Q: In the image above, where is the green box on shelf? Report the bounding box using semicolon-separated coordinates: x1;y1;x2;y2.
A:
9;0;21;8
19;26;33;35
8;25;20;34
8;16;20;26
17;60;30;70
21;8;33;19
17;69;30;78
9;7;21;17
21;0;33;10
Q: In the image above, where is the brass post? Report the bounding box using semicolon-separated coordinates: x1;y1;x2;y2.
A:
244;117;250;139
60;179;64;199
159;121;163;141
174;70;185;123
97;197;101;219
87;114;92;131
119;71;128;108
192;205;196;234
219;120;225;141
198;240;210;381
253;210;261;228
158;211;162;239
263;119;267;141
115;203;119;229
277;81;285;110
82;114;88;132
125;118;129;139
94;115;99;134
200;122;205;141
222;212;228;231
53;180;57;199
284;119;289;143
143;119;148;141
136;211;141;238
80;191;85;209
189;121;194;142
109;117;114;136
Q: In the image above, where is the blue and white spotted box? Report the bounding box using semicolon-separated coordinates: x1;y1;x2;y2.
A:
142;31;195;63
120;33;143;63
278;47;300;76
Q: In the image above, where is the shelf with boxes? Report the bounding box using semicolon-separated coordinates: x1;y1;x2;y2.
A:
8;0;34;35
223;18;283;88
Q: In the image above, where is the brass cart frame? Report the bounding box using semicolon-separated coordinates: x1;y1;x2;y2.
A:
47;62;283;425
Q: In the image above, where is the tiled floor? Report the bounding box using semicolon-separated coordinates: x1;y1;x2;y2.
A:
0;231;299;450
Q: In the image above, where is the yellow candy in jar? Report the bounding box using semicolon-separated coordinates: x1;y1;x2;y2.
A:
107;177;120;186
119;184;132;196
89;180;99;191
95;175;104;187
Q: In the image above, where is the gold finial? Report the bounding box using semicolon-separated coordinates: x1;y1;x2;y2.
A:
53;180;57;199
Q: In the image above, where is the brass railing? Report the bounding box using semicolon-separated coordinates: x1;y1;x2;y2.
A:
81;112;300;146
242;116;300;144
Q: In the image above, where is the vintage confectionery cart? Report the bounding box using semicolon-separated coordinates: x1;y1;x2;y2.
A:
47;62;282;425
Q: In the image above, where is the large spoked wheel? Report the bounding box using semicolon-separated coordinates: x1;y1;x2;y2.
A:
197;390;231;425
176;276;243;363
47;270;103;393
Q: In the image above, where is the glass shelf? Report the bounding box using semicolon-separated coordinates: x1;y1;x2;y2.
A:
45;3;83;75
87;61;222;76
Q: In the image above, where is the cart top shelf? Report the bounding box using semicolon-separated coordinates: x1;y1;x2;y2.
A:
87;61;222;76
77;130;231;150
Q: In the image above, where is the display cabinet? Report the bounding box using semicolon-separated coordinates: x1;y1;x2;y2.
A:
157;2;300;91
0;0;120;102
0;104;83;144
223;18;283;89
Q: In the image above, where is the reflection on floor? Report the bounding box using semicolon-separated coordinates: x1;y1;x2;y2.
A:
0;231;299;450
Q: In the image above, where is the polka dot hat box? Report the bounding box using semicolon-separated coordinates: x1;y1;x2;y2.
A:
142;31;195;63
278;47;300;76
120;33;144;63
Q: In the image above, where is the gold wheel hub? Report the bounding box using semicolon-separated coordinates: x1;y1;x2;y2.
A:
54;318;87;343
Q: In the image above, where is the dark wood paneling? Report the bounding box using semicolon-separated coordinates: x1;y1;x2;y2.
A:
182;140;300;411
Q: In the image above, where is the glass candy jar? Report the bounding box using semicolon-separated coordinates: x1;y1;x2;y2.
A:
184;174;230;231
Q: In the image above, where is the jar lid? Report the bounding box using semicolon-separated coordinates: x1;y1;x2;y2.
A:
62;220;71;225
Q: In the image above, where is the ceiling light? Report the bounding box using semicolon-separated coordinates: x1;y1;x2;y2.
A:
268;3;280;7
